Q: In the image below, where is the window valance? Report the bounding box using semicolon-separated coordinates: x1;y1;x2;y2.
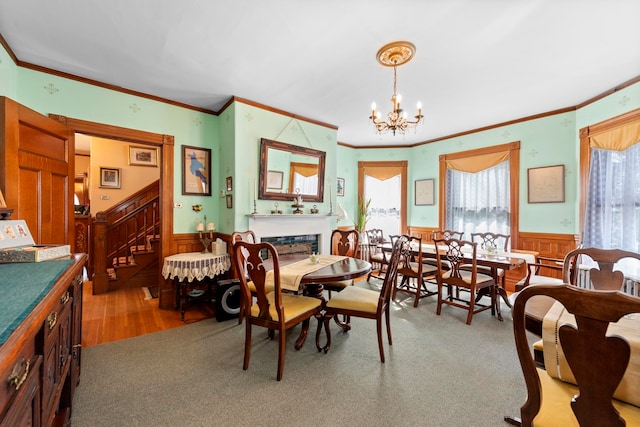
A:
444;150;509;173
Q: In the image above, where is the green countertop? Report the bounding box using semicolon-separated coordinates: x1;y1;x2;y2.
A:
0;259;74;344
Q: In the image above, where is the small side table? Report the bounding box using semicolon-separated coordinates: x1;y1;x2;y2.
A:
161;252;231;320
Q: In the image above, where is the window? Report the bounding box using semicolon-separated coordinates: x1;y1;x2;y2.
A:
580;109;640;277
446;160;511;239
439;142;520;244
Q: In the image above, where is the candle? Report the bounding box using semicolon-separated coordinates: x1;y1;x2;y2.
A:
196;221;204;232
206;221;215;231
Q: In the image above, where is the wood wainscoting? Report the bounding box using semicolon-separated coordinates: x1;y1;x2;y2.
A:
406;227;580;291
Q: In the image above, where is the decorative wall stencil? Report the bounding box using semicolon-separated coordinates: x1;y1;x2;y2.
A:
129;103;141;112
43;83;59;94
193;117;202;126
560;218;571;227
244;112;254;122
560;118;572;127
619;96;630;106
529;148;539;157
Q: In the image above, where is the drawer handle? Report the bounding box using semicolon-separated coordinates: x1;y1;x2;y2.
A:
7;358;30;391
60;291;70;305
47;311;58;330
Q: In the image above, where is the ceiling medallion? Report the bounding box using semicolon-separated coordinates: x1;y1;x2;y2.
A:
370;41;423;136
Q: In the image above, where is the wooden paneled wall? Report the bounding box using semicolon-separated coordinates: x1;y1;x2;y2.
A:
406;226;580;291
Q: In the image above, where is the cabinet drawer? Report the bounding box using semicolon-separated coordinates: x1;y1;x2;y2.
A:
43;290;72;348
0;355;41;427
0;338;37;417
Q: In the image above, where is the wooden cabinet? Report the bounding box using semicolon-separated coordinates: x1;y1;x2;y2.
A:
0;254;86;427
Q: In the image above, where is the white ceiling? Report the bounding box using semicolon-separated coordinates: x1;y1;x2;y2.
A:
1;1;639;147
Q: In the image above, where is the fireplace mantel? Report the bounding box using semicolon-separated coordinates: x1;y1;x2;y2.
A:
248;214;336;254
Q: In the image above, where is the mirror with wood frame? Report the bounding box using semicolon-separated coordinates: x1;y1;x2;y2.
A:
259;138;326;202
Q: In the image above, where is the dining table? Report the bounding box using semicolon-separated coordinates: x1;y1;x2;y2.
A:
264;253;372;349
379;241;526;320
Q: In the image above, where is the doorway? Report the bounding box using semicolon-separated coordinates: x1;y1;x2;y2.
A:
358;161;407;240
49;114;175;309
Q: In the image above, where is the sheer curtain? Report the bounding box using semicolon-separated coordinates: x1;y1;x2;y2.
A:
445;160;510;241
583;141;640;276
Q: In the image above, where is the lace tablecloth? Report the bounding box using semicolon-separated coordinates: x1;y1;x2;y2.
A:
162;252;231;282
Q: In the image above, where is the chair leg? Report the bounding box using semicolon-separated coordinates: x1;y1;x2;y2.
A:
276;327;285;381
385;306;392;346
315;314;324;352
436;284;443;316
322;313;334;353
243;322;252;371
376;317;385;363
238;300;244;325
466;289;475;325
503;415;522;426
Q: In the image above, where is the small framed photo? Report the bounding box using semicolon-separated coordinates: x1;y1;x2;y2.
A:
528;164;565;203
225;176;233;192
182;145;212;196
99;167;121;189
267;170;283;190
129;145;158;167
415;178;435;206
226;194;233;209
337;177;345;197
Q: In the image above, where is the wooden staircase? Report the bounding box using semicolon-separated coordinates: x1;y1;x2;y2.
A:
92;180;161;294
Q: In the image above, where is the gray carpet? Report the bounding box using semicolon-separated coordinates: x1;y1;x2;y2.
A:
71;281;530;427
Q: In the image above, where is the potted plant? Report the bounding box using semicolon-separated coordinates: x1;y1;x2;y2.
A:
355;196;371;235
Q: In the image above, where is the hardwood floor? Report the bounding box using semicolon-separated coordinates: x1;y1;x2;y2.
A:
82;280;215;347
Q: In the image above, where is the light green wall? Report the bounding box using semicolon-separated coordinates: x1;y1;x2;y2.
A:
339;81;640;236
2;42;638;238
0;46;17;99
231;102;338;231
6;63;220;234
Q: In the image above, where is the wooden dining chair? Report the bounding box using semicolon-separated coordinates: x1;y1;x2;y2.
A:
433;238;497;325
432;229;464;241
562;247;640;291
365;228;389;281
321;235;407;363
505;284;640;426
231;230;262;324
232;240;323;381
470;231;511;297
324;229;359;296
392;235;437;307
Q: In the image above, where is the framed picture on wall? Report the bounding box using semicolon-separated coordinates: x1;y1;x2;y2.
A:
528;164;565;203
266;170;283;190
415;178;435;206
128;145;158;167
182;145;212;196
226;194;233;209
337;177;345;197
225;176;233;192
99;167;121;189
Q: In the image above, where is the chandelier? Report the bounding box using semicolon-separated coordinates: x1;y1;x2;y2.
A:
369;41;423;136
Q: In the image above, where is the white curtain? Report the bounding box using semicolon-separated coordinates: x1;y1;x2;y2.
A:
583;142;640;265
445;160;510;241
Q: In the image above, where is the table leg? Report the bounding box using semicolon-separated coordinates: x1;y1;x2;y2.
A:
294;319;310;350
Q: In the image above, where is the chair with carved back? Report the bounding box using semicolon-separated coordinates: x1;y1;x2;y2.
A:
232;240;323;381
321;235;407;362
392;235;438;307
562;247;640;292
432;229;464;241
433;238;497;325
365;228;389;281
469;232;510;302
231;230;265;324
505;284;640;426
324;229;359;296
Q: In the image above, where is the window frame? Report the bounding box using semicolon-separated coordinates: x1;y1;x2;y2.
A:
438;141;520;246
579;108;640;242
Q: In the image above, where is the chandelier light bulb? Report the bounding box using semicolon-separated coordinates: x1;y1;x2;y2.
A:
371;101;377;111
417;101;422;110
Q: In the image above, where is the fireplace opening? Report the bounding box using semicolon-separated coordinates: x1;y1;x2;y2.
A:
261;234;319;257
